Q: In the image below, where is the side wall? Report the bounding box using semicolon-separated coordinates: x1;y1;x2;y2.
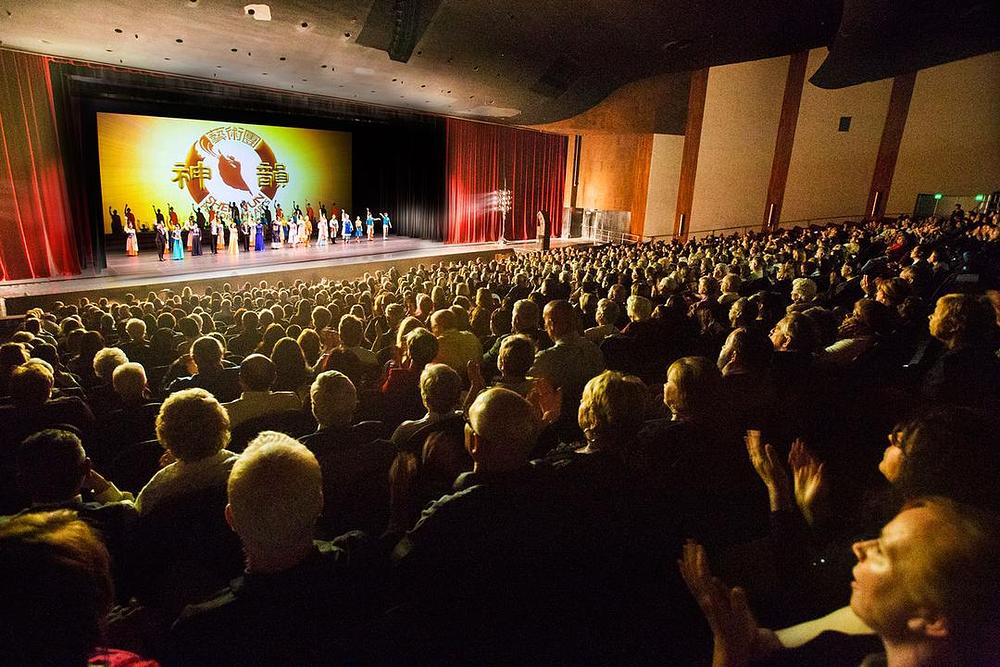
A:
888;52;1000;214
781;49;892;223
555;49;999;237
688;56;787;234
643;134;685;237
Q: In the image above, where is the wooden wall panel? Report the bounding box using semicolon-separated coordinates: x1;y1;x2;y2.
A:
629;134;654;236
674;68;709;238
762;51;808;229
866;72;916;219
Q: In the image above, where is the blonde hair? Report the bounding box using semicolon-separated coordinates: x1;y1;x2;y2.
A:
111;362;147;401
578;370;647;447
420;363;461;413
93;347;128;382
228;432;322;551
665;357;721;419
156;388;230;461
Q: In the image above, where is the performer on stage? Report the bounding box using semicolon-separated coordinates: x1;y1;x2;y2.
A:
354;216;364;241
171;224;184;260
241;220;252;253
123;204;136;231
302;214;313;248
109;207;124;236
125;220;138;256
228;221;239;255
207;209;218;254
329;213;339;245
288;215;299;248
189;216;202;256
153;206;165;227
366;209;375;241
167;204;179;229
155;220;167;262
185;215;194;251
316;212;328;247
306;202;316;224
342;214;352;244
255;219;266;252
271;218;282;250
381;211;392;240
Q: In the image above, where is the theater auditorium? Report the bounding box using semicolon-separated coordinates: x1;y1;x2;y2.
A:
0;1;998;665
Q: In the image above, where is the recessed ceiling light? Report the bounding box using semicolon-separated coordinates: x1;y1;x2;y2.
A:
134;34;139;39
301;78;307;82
106;49;113;53
300;21;308;28
216;65;222;68
279;56;286;61
420;84;426;88
114;28;123;33
176;38;184;43
164;57;171;60
392;78;397;82
245;4;272;21
321;64;327;69
231;48;238;52
262;72;268;75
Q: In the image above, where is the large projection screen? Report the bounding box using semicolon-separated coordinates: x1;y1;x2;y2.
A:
96;112;351;232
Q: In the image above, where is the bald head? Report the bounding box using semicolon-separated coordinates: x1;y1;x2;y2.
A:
466;388;539;472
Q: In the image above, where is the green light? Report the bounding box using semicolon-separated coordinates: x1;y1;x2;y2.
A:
933;193;943;200
975;194;985;202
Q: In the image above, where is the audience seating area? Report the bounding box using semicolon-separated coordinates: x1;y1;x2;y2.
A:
1;209;999;666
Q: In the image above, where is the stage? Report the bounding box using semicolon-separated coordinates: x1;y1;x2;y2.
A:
0;236;587;315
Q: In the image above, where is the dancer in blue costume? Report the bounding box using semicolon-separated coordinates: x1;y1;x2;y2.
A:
171;225;184;260
255;220;265;251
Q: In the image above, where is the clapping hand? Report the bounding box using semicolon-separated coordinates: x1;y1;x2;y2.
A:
745;430;792;511
788;439;827;526
678;540;780;667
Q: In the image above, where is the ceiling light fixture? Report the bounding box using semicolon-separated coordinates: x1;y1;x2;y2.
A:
244;4;272;21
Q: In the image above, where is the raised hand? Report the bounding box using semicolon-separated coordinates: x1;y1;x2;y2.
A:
745;430;792;511
678;540;779;667
527;376;562;424
788;438;827;526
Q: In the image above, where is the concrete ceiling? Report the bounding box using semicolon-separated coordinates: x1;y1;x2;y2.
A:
1;0;995;129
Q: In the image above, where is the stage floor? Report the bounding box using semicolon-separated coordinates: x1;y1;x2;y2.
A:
1;237;587;313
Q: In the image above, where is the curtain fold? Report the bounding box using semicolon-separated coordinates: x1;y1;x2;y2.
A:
0;50;79;280
445;118;566;244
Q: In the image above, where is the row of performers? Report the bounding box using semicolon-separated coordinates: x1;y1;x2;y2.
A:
125;207;392;260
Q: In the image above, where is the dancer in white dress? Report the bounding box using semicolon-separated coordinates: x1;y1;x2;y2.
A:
316;212;328;247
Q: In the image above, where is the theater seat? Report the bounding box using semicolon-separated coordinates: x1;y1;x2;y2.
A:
228;409;317;453
125;483;243;615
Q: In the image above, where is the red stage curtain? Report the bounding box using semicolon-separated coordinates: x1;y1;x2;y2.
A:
0;50;79;281
445;118;567;244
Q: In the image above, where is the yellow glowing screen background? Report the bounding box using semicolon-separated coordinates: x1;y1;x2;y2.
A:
97;113;351;232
